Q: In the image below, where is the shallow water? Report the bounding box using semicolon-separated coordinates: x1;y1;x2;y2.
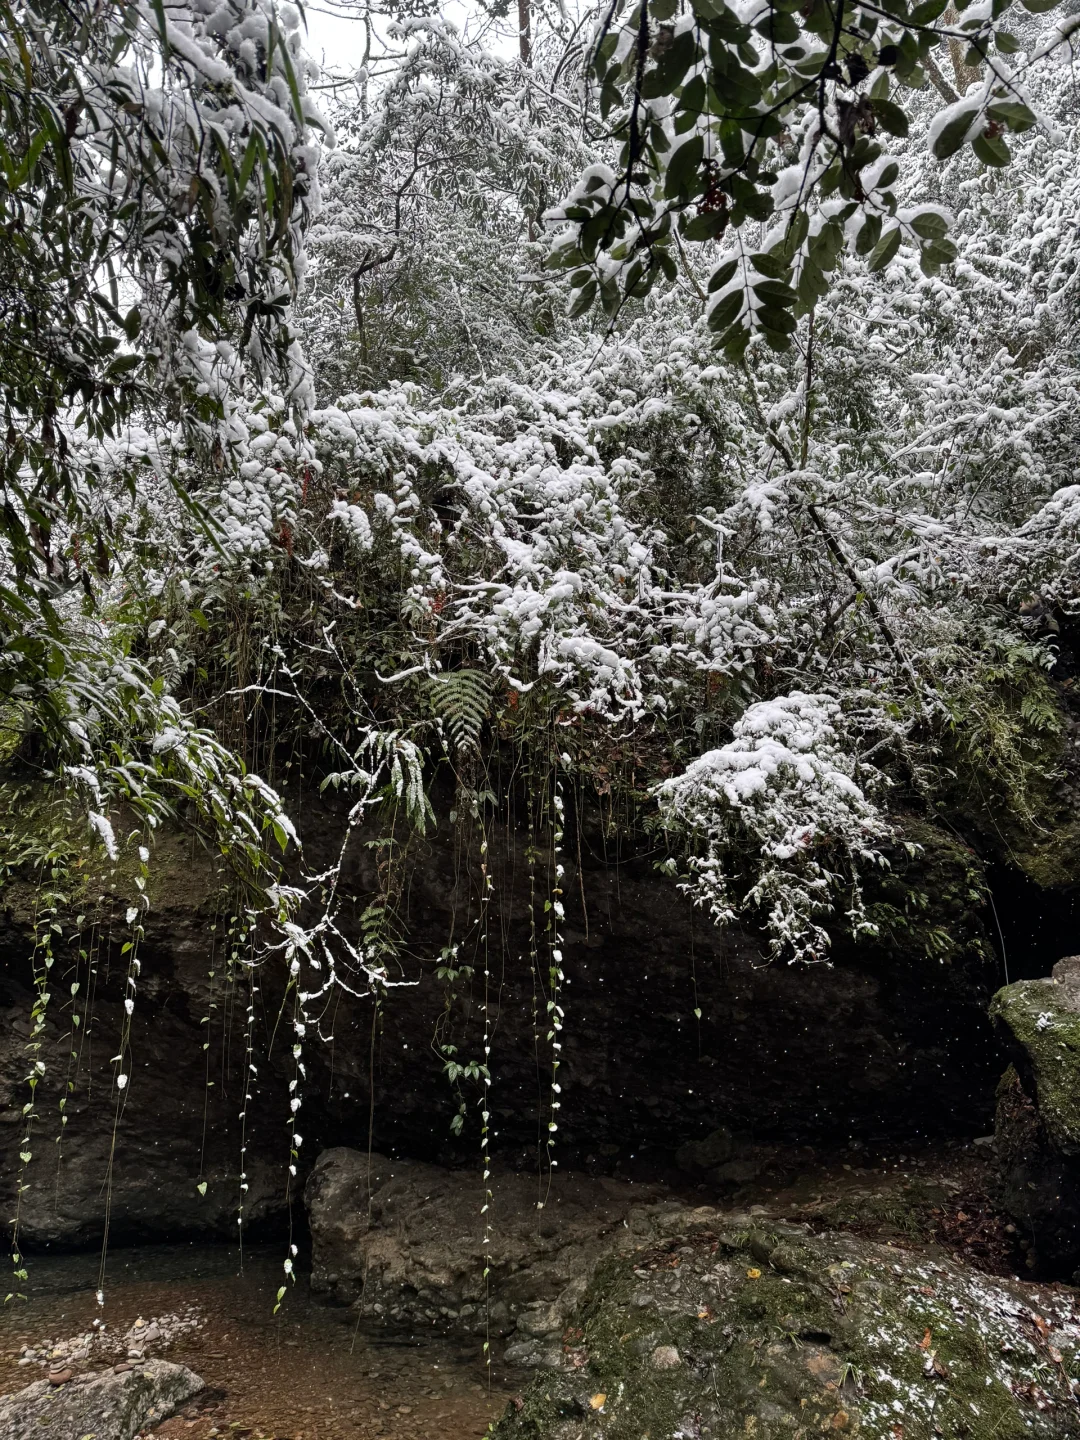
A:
0;1244;517;1440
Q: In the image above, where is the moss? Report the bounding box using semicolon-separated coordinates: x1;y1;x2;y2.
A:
0;780;229;930
493;1212;1080;1440
1015;817;1080;889
991;979;1080;1154
812;1178;949;1243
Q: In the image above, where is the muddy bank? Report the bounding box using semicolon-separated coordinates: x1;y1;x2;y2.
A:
0;1244;512;1440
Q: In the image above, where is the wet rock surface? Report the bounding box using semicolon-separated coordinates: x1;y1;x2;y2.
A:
305;1147;671;1340
493;1205;1080;1440
0;1356;203;1440
992;959;1080;1276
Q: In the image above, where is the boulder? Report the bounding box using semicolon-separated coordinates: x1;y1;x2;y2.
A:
304;1147;673;1338
0;1358;203;1440
492;1206;1080;1440
991;960;1080;1275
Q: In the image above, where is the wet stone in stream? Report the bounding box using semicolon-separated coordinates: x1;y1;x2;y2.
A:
0;1245;514;1440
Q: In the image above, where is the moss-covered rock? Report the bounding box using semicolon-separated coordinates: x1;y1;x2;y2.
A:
992;969;1080;1156
991;962;1080;1276
493;1207;1080;1440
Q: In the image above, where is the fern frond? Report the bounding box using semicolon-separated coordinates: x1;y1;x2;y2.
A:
428;669;493;755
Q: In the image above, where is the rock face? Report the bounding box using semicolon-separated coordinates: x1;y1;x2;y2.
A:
304;1146;674;1349
992;958;1080;1276
492;1206;1080;1440
0;1358;203;1440
0;828;292;1249
0;799;1001;1249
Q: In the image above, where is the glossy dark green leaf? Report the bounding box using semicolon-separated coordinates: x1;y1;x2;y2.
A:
987;100;1037;132
568;278;597;317
932;105;978;160
707;257;740;291
663;134;705;198
707;286;745;331
910;209;949;239
867;225;902;271
755;305;797;334
972;129;1011;166
870;97;909;136
683;209;729;240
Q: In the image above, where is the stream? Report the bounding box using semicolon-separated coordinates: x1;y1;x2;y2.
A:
0;1244;516;1440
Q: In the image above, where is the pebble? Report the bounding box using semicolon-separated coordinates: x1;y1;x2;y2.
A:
651;1344;682;1369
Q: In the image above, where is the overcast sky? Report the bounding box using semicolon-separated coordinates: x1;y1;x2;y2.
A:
301;0;507;74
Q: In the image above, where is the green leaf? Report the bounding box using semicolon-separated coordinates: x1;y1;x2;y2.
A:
197;1180;208;1196
707;287;745;331
568;278;596;318
664;135;705;199
924;237;958;263
855;213;882;256
749;250;791;280
987;100;1036;132
870;97;909;136
707;258;740;292
1020;0;1063;13
682;210;729;241
932;105;979;160
755;305;797;335
797;260;828;305
867;225;902;271
911;0;948;20
755;9;801;40
910;209;949;239
720;322;753;360
994;29;1020;51
972;130;1011;166
752;279;797;305
678;74;708;118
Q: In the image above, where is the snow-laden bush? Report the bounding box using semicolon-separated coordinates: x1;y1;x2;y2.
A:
657;694;890;963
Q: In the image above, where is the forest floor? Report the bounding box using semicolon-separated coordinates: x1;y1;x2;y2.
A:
0;1138;1031;1440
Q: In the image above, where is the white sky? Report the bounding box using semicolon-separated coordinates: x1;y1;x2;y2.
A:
301;0;508;74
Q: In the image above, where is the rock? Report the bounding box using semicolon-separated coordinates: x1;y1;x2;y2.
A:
991;968;1080;1274
304;1147;665;1336
0;1357;203;1440
492;1210;1080;1440
708;1157;763;1190
504;1339;563;1369
0;804;1000;1247
674;1128;735;1174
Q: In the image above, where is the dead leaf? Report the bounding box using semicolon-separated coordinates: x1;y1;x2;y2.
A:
747;1268;762;1280
918;1329;932;1351
589;1394;606;1411
831;1412;850;1431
